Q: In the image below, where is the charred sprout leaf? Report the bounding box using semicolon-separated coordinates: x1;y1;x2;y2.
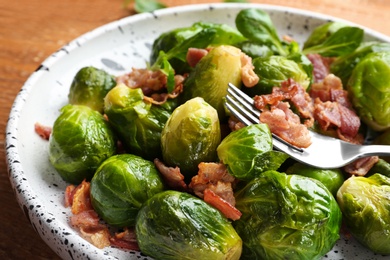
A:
235;170;342;259
337;174;390;254
217;124;289;181
136;190;242;260
286;162;344;196
347;51;390;131
49;104;116;184
181;45;243;119
161;97;221;181
330;41;390;86
104;84;175;160
244;55;311;96
90;154;165;227
235;8;288;56
68;66;116;113
302;26;364;57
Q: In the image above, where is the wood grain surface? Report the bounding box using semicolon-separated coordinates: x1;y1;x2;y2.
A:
1;0;389;259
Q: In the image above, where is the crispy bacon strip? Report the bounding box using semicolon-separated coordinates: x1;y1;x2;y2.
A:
110;228;140;251
306;53;335;83
154;158;187;191
34;122;52;140
70;180;93;214
259;101;312;148
344;156;379;176
240;52;259;87
203;189;242;221
187;48;209;67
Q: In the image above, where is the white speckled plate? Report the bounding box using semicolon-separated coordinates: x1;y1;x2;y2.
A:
5;3;390;259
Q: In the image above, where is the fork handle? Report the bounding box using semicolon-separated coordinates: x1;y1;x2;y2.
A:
358;144;390;157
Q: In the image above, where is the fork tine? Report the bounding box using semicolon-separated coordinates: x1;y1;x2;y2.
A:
225;95;259;125
227;83;261;118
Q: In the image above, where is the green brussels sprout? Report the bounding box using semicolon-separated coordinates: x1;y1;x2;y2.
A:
217;124;289;181
150;22;246;74
286;162;344;196
235;41;273;59
90;154;165;227
337;173;390;254
68;66;116;113
181;45;243;119
104;84;175;160
347;51;390;131
367;158;390;178
135;190;242;260
161;97;221;180
331;41;390;86
49;104;116;184
244;55;311;96
235;170;342;259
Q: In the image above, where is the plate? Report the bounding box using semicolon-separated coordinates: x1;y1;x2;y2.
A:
5;3;390;259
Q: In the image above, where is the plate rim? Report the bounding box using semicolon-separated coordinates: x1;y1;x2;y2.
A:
5;2;390;259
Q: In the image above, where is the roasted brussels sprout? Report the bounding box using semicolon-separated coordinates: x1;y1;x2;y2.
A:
161;97;221;180
49;104;116;184
90;154;165;227
135;190;242;260
347;51;390;131
337;174;390;254
286;162;344;196
217;124;289;181
244;55;311;95
181;45;243;119
150;22;246;74
68;66;116;113
235;170;342;259
331;41;390;86
104;84;175;160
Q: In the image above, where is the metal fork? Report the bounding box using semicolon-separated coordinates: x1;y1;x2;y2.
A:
225;83;390;169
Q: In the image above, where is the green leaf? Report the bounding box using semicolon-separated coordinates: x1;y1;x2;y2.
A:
235;8;287;56
133;0;166;13
302;27;364;57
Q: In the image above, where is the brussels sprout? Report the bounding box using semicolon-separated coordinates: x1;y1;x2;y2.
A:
49;104;116;184
331;41;390;86
150;22;246;74
337;174;390;254
217;124;289;181
181;45;243;119
104;84;175;160
286;162;344;196
244;55;311;96
68;66;116;113
347;51;390;131
161;97;221;180
235;170;342;259
235;41;274;59
90;154;165;227
135;190;242;260
367;158;390;178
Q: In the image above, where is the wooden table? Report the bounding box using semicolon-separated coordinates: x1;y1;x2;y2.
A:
1;0;389;259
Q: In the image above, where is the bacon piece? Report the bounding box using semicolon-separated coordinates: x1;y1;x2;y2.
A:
306;53;335;83
110;228;140;251
203;189;242;221
116;68;167;95
70;209;100;227
34;122;52;140
70;180;93;214
186;48;209;67
189;162;236;206
144;74;186;105
260;102;312;148
240;52;259;87
154;158;187;191
344;156;379;176
228;115;246;131
64;184;76;208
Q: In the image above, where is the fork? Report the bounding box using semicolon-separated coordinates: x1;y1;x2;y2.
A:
225;83;390;169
